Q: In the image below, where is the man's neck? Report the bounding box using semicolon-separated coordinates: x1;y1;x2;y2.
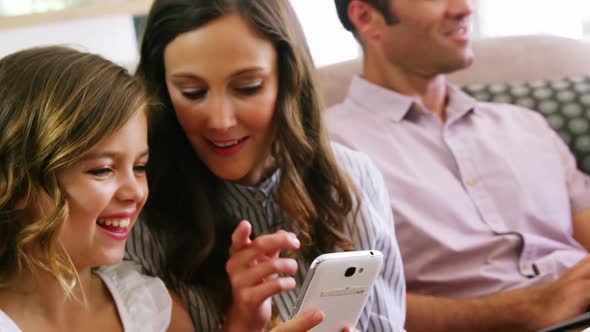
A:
363;56;449;122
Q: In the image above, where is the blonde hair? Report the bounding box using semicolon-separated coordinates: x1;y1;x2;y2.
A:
0;46;148;297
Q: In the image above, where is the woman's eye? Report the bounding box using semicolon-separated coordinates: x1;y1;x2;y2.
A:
236;84;262;96
181;89;207;100
134;164;147;174
88;167;112;177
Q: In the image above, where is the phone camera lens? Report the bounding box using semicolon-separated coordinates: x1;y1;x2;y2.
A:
344;267;356;277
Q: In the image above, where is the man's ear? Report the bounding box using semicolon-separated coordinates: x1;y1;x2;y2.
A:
348;0;386;42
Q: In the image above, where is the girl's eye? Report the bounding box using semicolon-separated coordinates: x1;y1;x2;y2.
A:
181;89;207;100
236;84;263;96
88;167;112;177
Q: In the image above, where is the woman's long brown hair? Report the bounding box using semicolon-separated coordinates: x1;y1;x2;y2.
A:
138;0;358;318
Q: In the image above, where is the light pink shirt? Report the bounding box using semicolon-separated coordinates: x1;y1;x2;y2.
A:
326;76;590;298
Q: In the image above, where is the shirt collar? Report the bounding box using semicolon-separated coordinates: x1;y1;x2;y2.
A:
222;169;281;201
346;75;478;122
346;75;414;122
445;84;478;123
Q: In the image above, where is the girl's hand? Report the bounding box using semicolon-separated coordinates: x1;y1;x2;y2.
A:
224;220;301;331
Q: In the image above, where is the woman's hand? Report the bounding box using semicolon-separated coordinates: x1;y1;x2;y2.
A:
271;311;357;332
270;310;325;332
224;220;301;332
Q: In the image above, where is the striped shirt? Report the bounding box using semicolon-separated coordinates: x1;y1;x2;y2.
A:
125;143;406;331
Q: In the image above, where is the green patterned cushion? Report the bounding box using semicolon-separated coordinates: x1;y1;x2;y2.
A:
462;76;590;174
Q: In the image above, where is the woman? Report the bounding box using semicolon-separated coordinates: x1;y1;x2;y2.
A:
0;46;193;331
126;0;406;331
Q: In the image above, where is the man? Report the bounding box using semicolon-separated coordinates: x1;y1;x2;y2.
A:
326;0;590;331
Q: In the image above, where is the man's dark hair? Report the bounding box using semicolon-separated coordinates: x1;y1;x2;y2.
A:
334;0;397;32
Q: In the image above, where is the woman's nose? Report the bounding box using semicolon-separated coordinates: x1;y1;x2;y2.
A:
207;96;237;131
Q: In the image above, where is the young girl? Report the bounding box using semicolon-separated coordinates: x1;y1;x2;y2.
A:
126;0;406;331
0;46;194;332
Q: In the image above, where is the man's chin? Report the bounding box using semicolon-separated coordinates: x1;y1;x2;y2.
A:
439;52;475;74
459;53;475;70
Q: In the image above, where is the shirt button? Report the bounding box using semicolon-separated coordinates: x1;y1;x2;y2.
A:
466;179;478;187
254;191;265;202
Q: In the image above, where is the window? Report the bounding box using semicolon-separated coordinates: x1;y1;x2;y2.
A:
3;1;589;69
0;0;144;70
474;0;590;39
290;0;359;67
290;0;590;67
0;0;96;16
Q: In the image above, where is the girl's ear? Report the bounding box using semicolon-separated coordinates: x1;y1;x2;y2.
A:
15;198;27;210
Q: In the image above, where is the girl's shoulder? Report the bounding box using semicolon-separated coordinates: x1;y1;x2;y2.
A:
95;261;172;332
0;310;21;332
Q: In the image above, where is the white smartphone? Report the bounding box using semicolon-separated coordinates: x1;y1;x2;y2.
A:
290;250;383;331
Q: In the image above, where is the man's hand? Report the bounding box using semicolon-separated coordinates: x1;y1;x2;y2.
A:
528;255;590;330
407;255;590;332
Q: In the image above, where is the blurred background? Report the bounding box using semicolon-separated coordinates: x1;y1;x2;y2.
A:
1;0;590;70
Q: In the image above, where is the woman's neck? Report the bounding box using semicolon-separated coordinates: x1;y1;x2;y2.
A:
235;154;277;187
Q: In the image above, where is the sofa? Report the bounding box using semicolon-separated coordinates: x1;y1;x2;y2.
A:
317;35;590;174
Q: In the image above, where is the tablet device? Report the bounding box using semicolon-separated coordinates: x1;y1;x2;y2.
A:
291;250;383;331
537;312;590;332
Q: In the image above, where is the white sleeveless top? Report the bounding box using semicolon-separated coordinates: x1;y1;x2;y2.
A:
0;261;171;332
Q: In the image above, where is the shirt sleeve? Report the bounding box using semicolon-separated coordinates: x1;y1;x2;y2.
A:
98;261;172;332
0;310;22;332
545;117;590;213
336;145;407;332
